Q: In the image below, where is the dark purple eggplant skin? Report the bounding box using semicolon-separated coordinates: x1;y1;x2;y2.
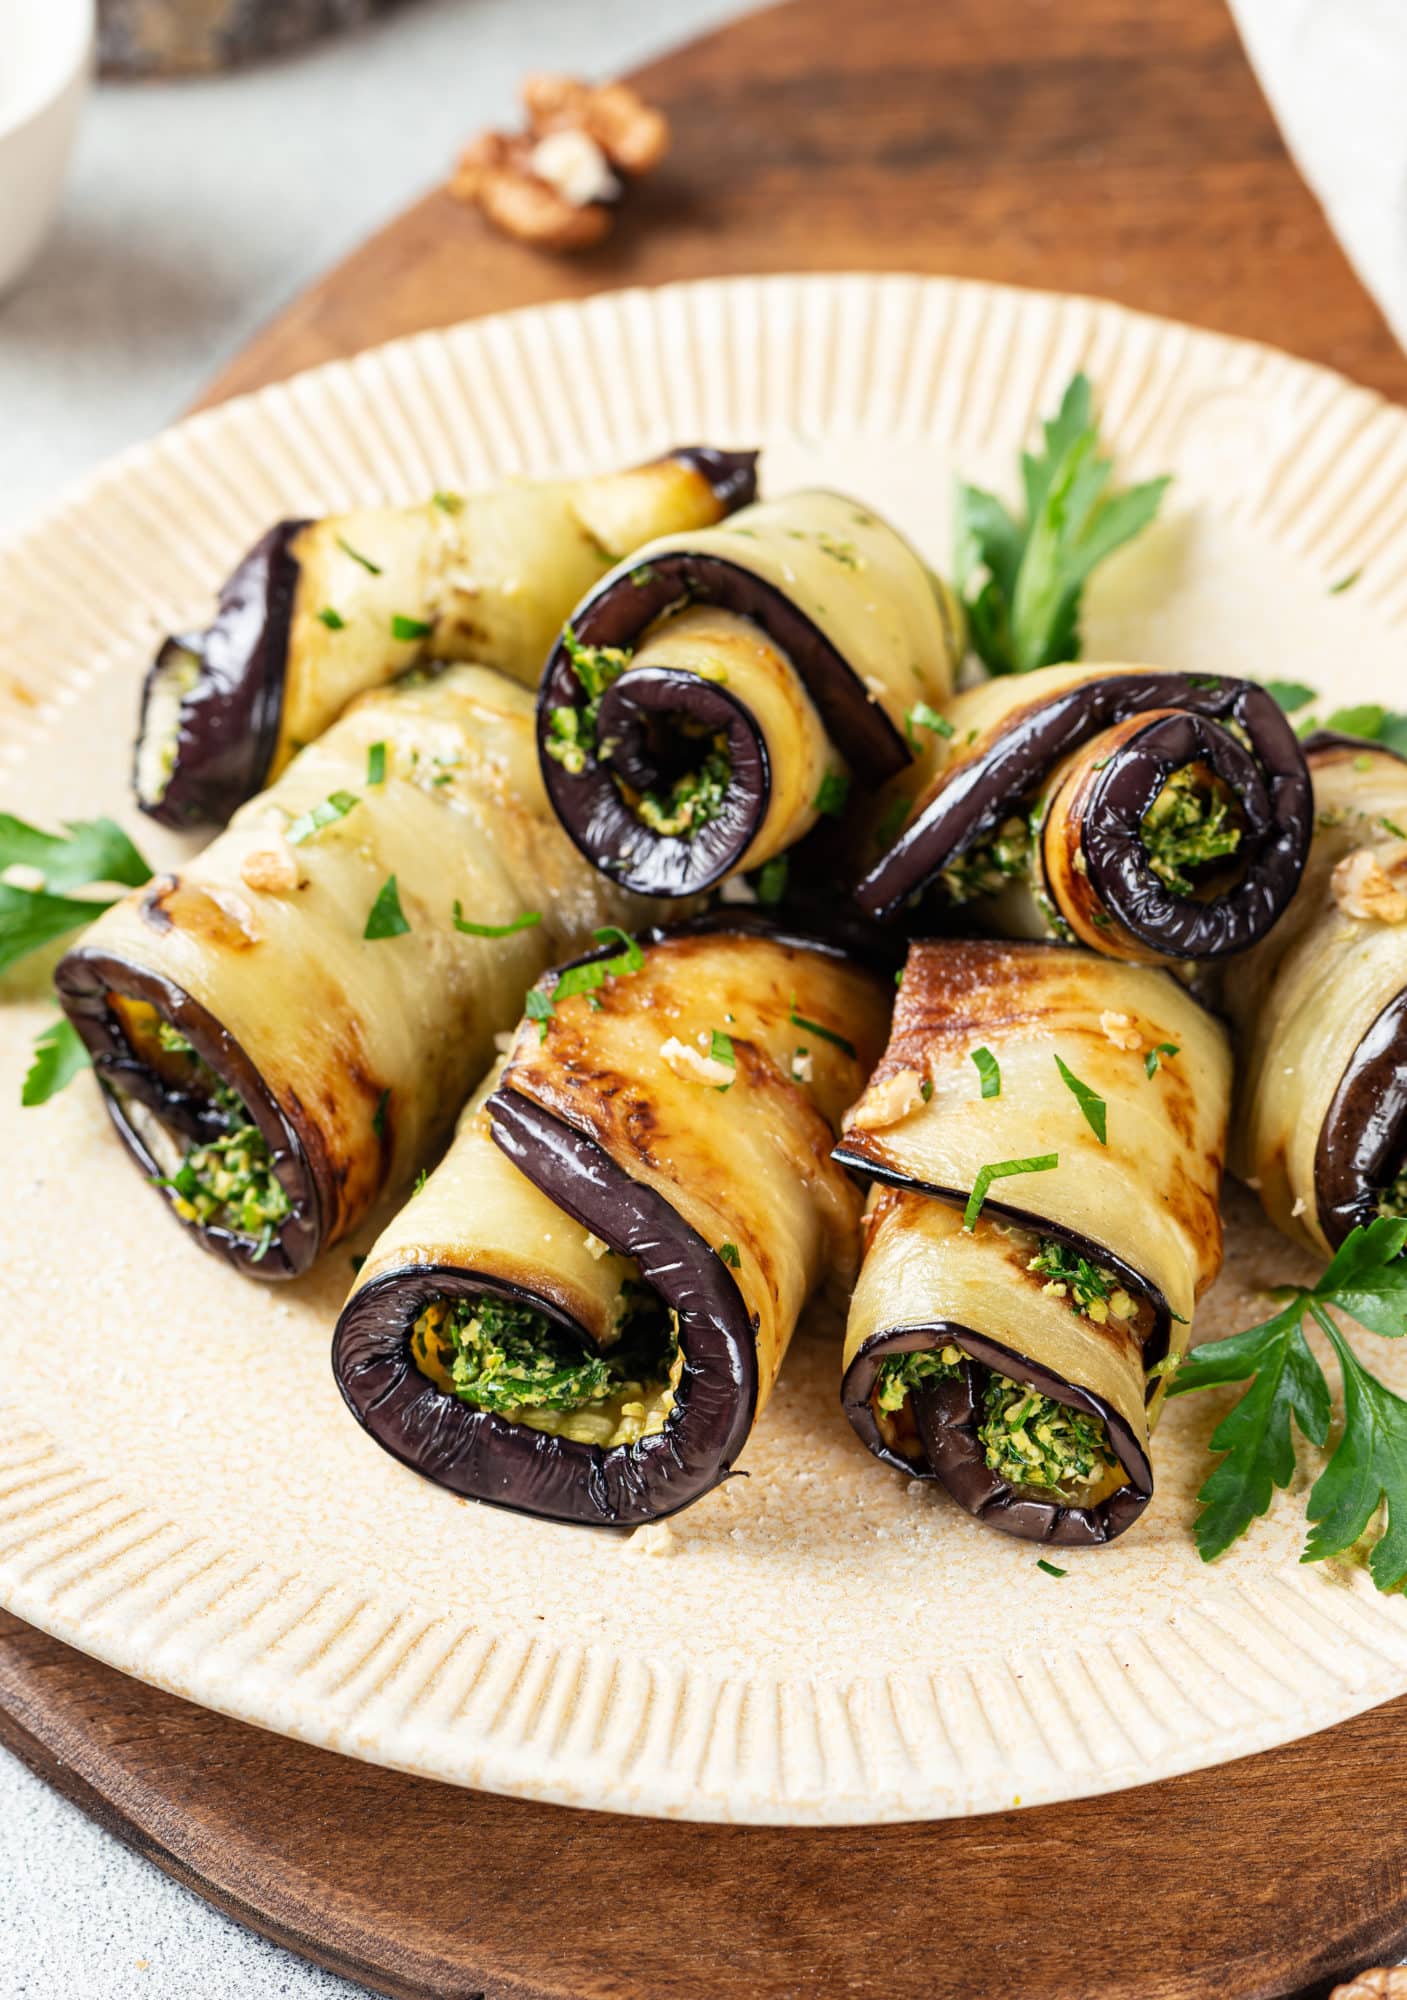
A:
53;938;327;1279
1315;989;1407;1247
671;446;759;513
856;672;1311;957
331;1091;758;1528
538;550;913;899
135;521;309;832
841;1326;1152;1547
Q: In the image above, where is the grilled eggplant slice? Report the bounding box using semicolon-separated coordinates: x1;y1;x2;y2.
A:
333;919;889;1524
855;665;1311;964
1228;734;1407;1254
836;939;1230;1545
59;664;670;1278
135;447;757;829
536;490;963;898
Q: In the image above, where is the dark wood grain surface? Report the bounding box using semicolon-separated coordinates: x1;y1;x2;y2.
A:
7;1;1405;1996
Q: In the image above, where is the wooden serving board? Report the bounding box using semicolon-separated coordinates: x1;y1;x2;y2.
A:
8;1;1407;1995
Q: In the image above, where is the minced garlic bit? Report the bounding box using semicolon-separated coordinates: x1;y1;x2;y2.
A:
845;1066;926;1131
659;1034;735;1088
1332;847;1407;924
790;1047;814;1083
582;1231;610;1261
240;842;301;895
1099;1009;1142;1053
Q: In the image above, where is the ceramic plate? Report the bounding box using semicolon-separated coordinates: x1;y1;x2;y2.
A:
4;275;1407;1825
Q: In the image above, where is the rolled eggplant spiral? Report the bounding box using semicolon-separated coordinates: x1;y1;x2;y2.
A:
1227;733;1407;1255
835;939;1230;1545
332;918;888;1525
135;446;757;830
535;490;963;898
855;664;1312;965
59;664;669;1279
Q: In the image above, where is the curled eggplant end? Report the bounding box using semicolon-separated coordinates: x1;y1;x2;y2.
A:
669;446;759;514
134;520;308;832
1316;989;1407;1247
841;1326;1152;1547
333;1089;758;1526
53;945;320;1279
856;672;1311;960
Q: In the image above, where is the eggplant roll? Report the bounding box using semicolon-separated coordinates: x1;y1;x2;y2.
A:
332;919;889;1525
854;664;1312;964
135;446;757;831
835;939;1230;1545
58;664;671;1279
535;489;963;898
1227;734;1407;1255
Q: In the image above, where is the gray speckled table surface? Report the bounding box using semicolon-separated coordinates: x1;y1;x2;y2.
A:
0;5;740;1992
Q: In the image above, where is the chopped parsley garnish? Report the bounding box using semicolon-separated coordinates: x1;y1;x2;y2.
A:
452;902;541;938
814;770;850;818
1053;1055;1107;1144
364;874;411;940
954;371;1170;676
391;613;433;641
432;490;464;514
964;1153;1059;1231
1265;679;1316;714
413;1168;428;1195
634;740;731;839
718;1241;741;1268
552;926;644;1004
0;812;153;975
286;790;359;846
1145;1042;1179;1078
971;1046;1001;1099
525;989;554;1041
544;625;633;774
755;855;789;906
316;606;346;631
1028;1238;1135;1324
372;1088;390;1140
366;742;387;786
1329;567;1362;595
1170;1217;1407;1589
21;1015;90;1107
154;1076;291;1245
336;536;382;574
709;1028;736;1093
1036;1559;1068;1578
938;816;1030;903
788;998;855;1059
904;702;955;751
875;1346;965;1412
979;1378;1118;1493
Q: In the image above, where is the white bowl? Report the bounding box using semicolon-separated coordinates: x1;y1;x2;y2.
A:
0;0;94;297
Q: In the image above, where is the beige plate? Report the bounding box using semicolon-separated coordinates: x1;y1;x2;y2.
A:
4;275;1407;1826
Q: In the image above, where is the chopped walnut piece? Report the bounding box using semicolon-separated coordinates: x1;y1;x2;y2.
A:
1330;1973;1407;2000
451;72;669;253
1332;847;1407;924
845;1067;927;1131
240;842;301;895
1099;1010;1143;1053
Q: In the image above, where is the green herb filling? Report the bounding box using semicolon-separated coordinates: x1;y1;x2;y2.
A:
1140;765;1243;896
633;736;732;838
1376;1162;1407;1221
150;1037;289;1249
544;627;632;774
939;814;1031;903
1027;1238;1136;1326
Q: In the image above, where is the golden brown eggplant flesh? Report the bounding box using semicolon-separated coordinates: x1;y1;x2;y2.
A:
855;665;1311;965
62;664;671;1278
536;491;962;897
835;937;1231;1545
135;447;757;830
1227;735;1407;1255
333;917;890;1524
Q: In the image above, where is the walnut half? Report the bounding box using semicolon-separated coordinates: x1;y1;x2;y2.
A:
451;73;670;253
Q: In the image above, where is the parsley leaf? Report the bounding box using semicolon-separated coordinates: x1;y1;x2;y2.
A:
963;1153;1059;1231
1053;1054;1107;1144
1324;702;1388;740
814;770;850;818
367;742;387;786
954;372;1170;675
1145;1042;1179;1078
904;702;954;751
1329;567;1362;596
364;874;411;940
391;614;433;641
971;1046;1001;1098
754;855;789;906
0;813;150;893
709;1027;736;1093
21;1015;90;1107
1264;680;1317;715
551;926;644;1006
718;1241;741;1268
286;790;359;846
1036;1559;1067;1578
452;902;541;939
0;888;119;977
432;490;464;514
525;988;554;1042
1171;1217;1407;1586
788;998;855;1059
316;606;346;631
336;536;382;574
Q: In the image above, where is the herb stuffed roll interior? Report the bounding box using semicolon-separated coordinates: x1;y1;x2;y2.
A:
1227;734;1407;1256
333;919;888;1525
59;664;668;1278
855;665;1311;965
135;446;757;830
536;490;962;898
836;939;1230;1544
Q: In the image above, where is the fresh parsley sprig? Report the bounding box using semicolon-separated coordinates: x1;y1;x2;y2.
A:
22;1015;90;1107
0;812;152;977
954;372;1170;677
1170;1217;1407;1590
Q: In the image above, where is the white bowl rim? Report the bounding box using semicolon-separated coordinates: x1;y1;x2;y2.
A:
0;0;94;147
